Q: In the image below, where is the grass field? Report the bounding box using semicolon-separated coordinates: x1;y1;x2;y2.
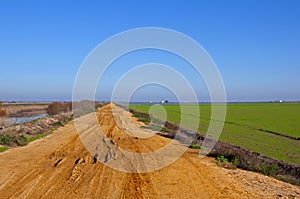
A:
130;103;300;165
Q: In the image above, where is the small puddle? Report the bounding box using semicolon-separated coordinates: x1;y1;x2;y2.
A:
2;114;49;127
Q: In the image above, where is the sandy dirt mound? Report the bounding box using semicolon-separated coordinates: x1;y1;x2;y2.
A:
0;103;299;198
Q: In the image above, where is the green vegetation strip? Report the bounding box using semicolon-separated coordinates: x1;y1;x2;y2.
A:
26;134;46;143
0;133;47;147
0;146;8;152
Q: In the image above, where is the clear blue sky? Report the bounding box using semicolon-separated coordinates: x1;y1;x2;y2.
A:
0;0;299;102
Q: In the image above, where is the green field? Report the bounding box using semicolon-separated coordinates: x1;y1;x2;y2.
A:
130;103;300;165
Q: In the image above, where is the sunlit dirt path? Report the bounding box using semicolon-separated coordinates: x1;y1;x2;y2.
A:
0;103;299;198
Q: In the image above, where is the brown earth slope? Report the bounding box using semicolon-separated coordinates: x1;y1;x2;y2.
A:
0;103;299;198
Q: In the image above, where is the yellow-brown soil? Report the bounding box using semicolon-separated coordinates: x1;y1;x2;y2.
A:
0;103;299;198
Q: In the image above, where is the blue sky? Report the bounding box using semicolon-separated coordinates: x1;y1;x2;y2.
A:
0;0;299;102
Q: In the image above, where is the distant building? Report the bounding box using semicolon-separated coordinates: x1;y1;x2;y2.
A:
161;100;169;104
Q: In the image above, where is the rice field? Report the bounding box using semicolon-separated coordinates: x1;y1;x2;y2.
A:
130;103;300;165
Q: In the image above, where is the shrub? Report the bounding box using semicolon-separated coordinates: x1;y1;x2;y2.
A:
0;134;12;145
216;155;240;165
254;163;276;176
16;135;28;146
230;157;239;165
0;109;7;118
217;155;228;163
131;112;151;124
47;102;71;115
72;100;101;117
0;101;7;120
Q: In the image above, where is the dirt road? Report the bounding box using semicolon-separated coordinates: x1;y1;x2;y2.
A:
0;103;299;198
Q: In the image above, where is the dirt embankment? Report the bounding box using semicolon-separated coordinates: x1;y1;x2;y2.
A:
0;113;72;147
0;103;299;198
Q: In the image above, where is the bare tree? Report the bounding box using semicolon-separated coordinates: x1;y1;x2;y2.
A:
0;101;7;126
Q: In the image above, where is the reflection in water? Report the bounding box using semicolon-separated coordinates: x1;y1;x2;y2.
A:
2;114;48;127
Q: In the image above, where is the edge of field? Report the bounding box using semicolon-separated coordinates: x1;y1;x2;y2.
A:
125;103;300;186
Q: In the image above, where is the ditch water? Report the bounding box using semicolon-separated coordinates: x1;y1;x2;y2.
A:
2;114;49;127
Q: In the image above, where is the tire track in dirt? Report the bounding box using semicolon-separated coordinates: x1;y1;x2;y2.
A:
95;104;158;198
0;103;299;198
